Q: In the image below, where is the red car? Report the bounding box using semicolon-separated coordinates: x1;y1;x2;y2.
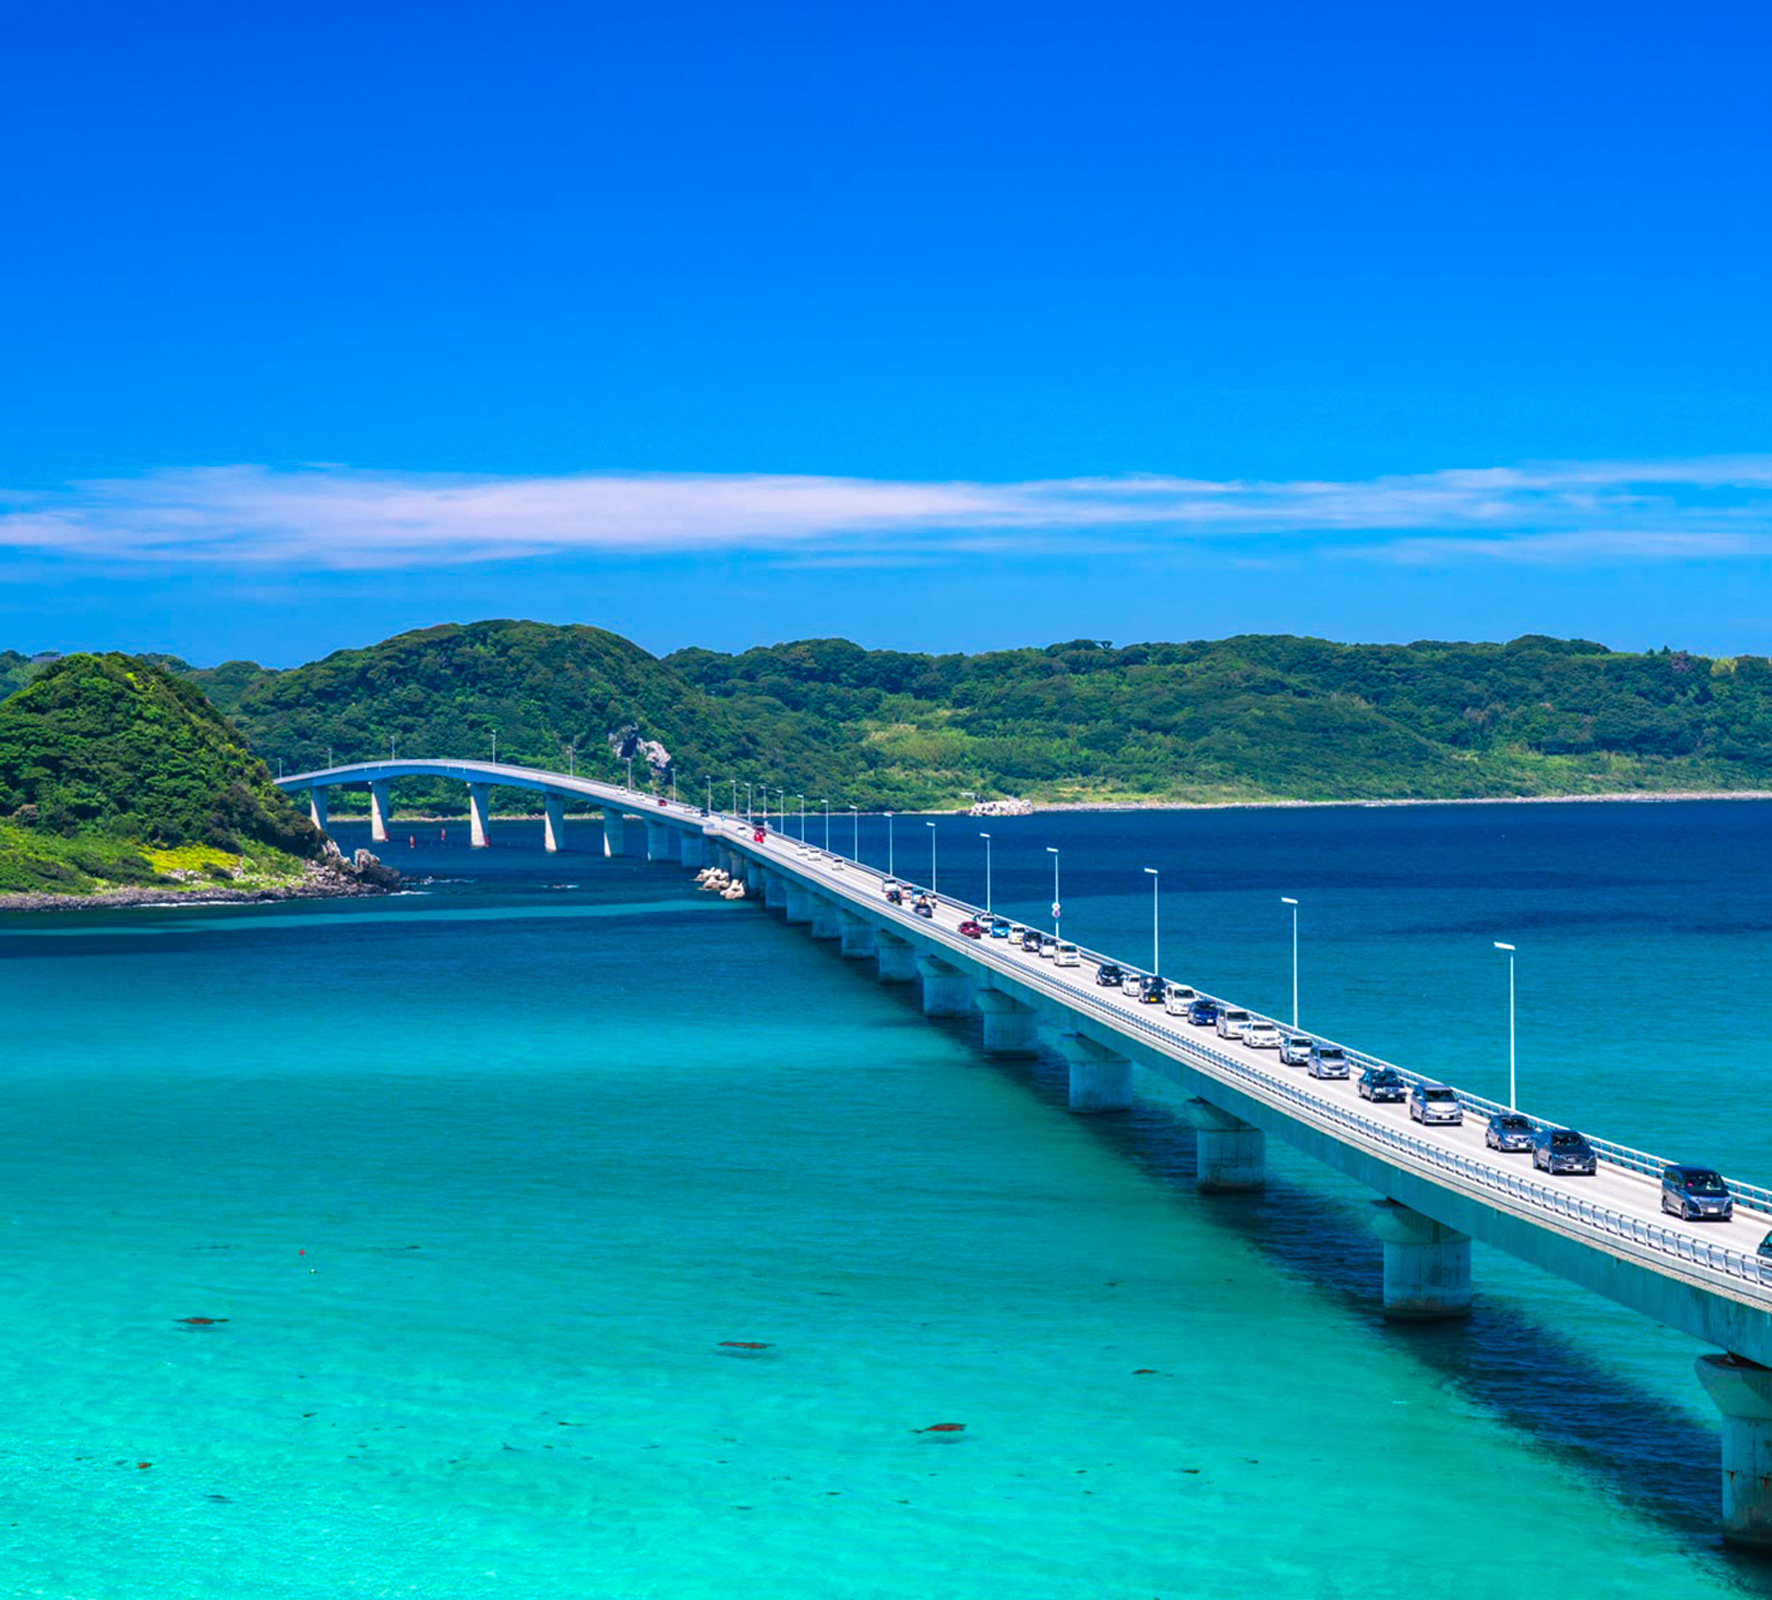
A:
958;920;984;939
752;828;766;843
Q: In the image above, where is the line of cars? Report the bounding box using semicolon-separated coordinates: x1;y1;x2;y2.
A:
872;871;1754;1244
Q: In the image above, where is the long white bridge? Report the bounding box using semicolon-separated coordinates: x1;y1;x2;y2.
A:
280;757;1772;1546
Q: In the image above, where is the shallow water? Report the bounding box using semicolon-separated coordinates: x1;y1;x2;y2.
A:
3;801;1769;1597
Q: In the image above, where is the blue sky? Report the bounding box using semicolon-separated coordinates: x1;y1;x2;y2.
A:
3;0;1770;665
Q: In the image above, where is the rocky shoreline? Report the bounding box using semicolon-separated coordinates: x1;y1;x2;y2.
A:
0;848;404;914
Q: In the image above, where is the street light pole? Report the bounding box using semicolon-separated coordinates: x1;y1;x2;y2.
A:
1047;847;1060;939
1146;868;1161;975
821;799;830;851
849;806;859;862
979;832;992;916
1282;897;1299;1028
745;781;753;821
797;794;805;841
729;778;738;815
885;812;894;876
1495;941;1517;1108
926;821;937;893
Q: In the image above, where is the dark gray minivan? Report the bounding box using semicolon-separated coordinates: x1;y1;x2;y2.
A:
1661;1164;1734;1221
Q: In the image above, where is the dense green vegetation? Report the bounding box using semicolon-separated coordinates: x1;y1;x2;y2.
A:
0;653;324;894
132;622;1772;810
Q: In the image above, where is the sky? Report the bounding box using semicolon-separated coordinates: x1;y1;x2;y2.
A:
3;0;1770;666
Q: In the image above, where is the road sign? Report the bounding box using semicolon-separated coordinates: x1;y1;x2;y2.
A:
1051;902;1062;919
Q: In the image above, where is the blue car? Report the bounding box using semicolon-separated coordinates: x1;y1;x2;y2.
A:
989;916;1012;938
1187;999;1222;1027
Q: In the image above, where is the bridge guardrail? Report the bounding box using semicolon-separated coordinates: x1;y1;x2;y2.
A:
829;844;1772;1224
720;824;1772;1291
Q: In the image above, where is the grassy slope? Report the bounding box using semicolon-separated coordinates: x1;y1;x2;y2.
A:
0;653;326;896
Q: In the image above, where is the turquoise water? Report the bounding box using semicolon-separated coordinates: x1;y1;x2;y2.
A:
3;802;1771;1597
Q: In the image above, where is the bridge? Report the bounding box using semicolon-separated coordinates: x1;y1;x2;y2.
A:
279;757;1772;1547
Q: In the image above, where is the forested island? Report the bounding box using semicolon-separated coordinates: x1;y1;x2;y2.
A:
4;623;1772;823
0;653;389;902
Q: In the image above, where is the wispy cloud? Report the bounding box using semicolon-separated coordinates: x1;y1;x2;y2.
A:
2;457;1770;570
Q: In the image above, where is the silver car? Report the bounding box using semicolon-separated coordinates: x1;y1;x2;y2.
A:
1216;1008;1253;1040
1279;1036;1314;1067
1241;1020;1282;1049
1409;1082;1463;1126
1307;1044;1349;1079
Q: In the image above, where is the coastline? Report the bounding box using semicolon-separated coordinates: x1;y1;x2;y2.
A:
1011;789;1772;815
0;855;405;915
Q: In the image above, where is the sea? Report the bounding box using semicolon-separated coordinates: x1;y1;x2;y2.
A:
3;799;1771;1599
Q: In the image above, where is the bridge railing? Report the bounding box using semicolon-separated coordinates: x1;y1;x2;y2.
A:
734;826;1772;1248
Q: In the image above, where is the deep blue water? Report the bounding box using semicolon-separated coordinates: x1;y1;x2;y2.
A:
3;800;1770;1598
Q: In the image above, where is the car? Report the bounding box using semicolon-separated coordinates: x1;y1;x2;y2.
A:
1307;1044;1350;1079
1661;1164;1735;1221
1242;1019;1282;1049
1408;1082;1463;1125
990;916;1013;939
886;886;904;905
1485;1112;1534;1152
913;895;935;920
1531;1127;1597;1175
1162;984;1199;1016
958;920;984;939
1021;930;1043;954
1216;1008;1253;1040
1187;999;1222;1027
1120;970;1144;995
1053;942;1080;967
1279;1036;1314;1067
1036;935;1057;959
1358;1066;1406;1101
1138;975;1167;1004
882;879;902;900
1096;963;1126;987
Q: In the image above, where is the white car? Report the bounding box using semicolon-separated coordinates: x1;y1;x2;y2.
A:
1162;984;1198;1016
1216;1008;1253;1040
1279;1036;1314;1067
1120;970;1143;995
1241;1020;1282;1049
1053;942;1080;967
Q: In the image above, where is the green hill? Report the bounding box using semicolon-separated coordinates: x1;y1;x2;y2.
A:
162;623;1772;811
0;653;328;896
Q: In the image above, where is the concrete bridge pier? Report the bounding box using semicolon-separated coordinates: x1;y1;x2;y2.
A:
1696;1355;1772;1549
645;821;674;862
838;911;877;959
1369;1200;1471;1320
307;787;328;832
543;794;566;853
368;779;393;844
809;897;843;941
600;810;623;858
679;832;705;869
916;954;973;1017
876;931;918;984
975;988;1040;1056
783;882;815;924
763;872;788;911
1057;1032;1133;1112
468;782;492;848
1185;1100;1266;1190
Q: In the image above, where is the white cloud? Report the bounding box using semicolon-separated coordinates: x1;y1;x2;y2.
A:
0;457;1769;570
